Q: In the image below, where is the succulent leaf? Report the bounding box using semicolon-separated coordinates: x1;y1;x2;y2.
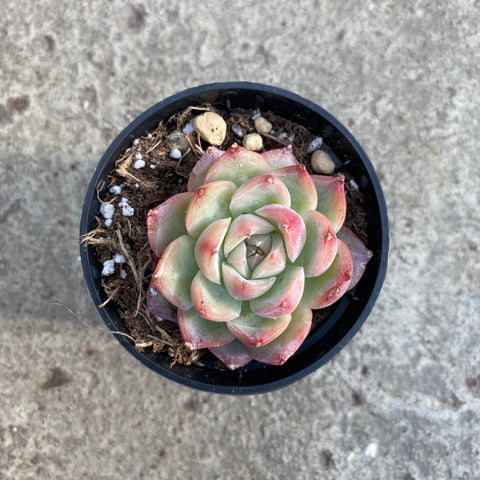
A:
250;266;305;318
229;173;291;217
301;239;353;309
222;263;276;300
247;305;312;365
245;234;272;271
250;233;287;279
178;307;234;349
191;272;242;322
261;146;299;169
153;235;197;310
271;165;317;216
147;192;193;257
312;175;346;232
227;305;291;347
226;241;250;278
223;214;276;256
146;280;177;322
337;226;373;290
187;146;225;192
256;204;306;263
195;217;231;284
185;180;236;238
205;144;270;186
294;210;338;277
209;339;253;370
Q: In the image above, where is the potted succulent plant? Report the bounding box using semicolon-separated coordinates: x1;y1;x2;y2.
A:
80;82;389;394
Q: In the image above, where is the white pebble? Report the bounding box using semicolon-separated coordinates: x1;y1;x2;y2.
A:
243;133;263;152
113;254;125;264
135;152;143;160
350;179;359;189
120;269;127;279
105;218;112;227
364;443;378;458
100;203;114;220
135;183;139;188
150;164;155;169
101;259;115;276
311;150;335;174
307;137;323;153
134;159;145;169
133;139;140;145
254;117;272;134
192;112;227;146
170;148;182;159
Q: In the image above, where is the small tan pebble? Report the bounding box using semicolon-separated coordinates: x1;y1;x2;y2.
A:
311;150;335;174
254;116;272;134
243;133;263;151
164;130;189;153
192;112;226;146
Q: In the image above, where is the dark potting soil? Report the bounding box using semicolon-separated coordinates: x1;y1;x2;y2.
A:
83;106;368;367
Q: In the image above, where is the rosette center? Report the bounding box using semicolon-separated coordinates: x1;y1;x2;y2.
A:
245;234;272;271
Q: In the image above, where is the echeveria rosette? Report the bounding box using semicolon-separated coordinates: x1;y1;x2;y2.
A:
147;144;372;369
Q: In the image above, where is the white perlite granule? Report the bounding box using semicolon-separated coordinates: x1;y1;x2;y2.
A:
100;203;114;219
101;259;115;276
105;218;112;227
232;123;246;137
350;179;359;189
120;269;127;279
169;148;182;159
134;159;145;169
113;253;125;264
307;137;323;153
182;120;195;134
109;184;125;195
118;197;134;216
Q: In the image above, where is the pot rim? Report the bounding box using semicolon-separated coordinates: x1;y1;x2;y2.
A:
80;82;389;394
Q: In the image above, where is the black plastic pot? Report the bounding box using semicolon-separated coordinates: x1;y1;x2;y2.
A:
80;82;389;395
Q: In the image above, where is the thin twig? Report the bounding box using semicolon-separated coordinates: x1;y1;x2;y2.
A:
48;303;136;342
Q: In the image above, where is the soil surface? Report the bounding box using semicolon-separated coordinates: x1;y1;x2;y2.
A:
84;106;368;367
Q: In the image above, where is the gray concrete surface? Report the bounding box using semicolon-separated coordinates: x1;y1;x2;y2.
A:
1;1;479;479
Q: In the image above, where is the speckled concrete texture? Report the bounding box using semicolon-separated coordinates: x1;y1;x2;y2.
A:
1;1;479;479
